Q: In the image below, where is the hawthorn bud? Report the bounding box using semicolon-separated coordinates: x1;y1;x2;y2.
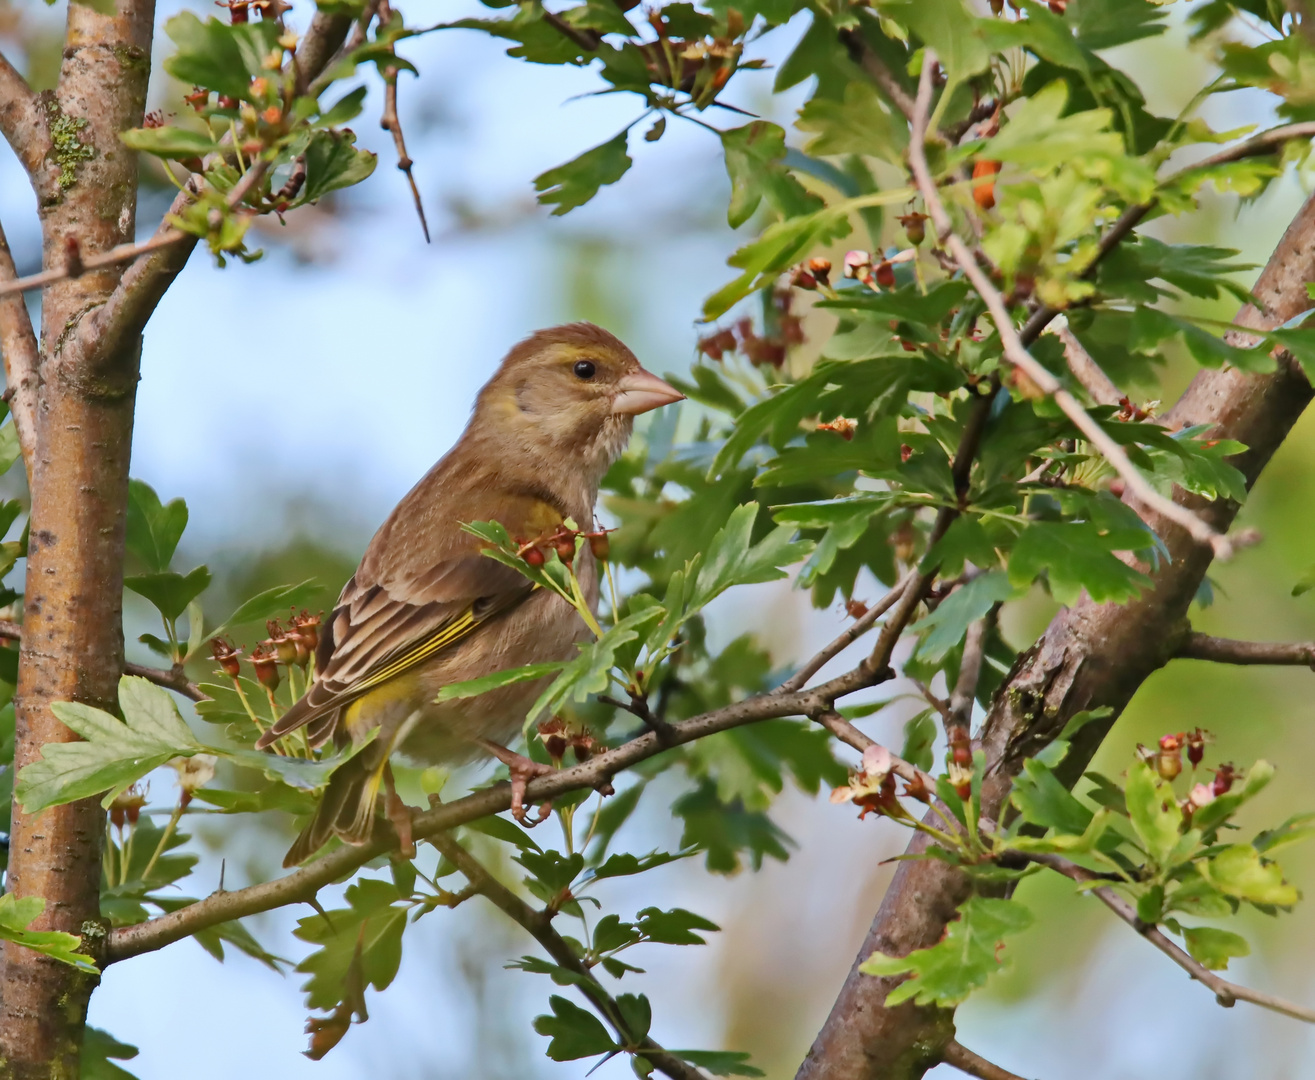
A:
589;533;610;561
524;546;546;567
790;267;817;290
873;260;896;290
1185;728;1207;768
898;212;928;245
292;610;321;653
210;636;243;678
846;598;869;619
250;645;280;691
110;785;147;828
265;621;299;666
217;95;239;110
1156;733;1183;781
555;536;577;562
537;716;568;764
806;256;832;285
1212;763;1236;797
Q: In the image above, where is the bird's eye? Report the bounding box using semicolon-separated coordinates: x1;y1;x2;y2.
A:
573;360;597;380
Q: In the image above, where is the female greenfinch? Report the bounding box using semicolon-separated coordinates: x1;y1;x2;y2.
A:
258;323;682;865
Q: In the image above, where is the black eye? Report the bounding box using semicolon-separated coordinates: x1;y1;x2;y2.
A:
573;360;596;380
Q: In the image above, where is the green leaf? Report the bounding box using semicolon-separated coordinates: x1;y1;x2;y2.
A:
615;992;652;1042
1180;926;1249;971
670;1050;765;1077
1200;844;1299;907
902;0;991;89
900;712;937;772
162;13;282;101
590;850;688;880
205;579;323;646
691;503;812;608
119;126;221;159
672;780;791;873
911;572;1022;664
1293;563;1315;597
635;906;720;945
860;896;1034;1007
433;661;567;703
721;121;822;229
797;81;907;162
0;894;97;973
526;607;662;724
16;676;203;814
534;132;632;216
299;129;378;203
124;566;211;624
81;1026;141;1080
533;996;618;1061
0;420;20;479
294;878;407;1011
1011;758;1094;835
126;479;188;573
1254;812;1315;854
1125;760;1182;866
317;85;368;127
1008;521;1151;606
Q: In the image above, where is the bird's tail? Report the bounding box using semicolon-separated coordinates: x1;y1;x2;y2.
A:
282;709;423;868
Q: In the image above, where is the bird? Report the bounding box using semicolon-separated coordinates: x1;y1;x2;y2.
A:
257;322;684;866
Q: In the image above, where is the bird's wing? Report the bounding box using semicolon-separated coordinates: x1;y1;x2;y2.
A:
255;552;533;748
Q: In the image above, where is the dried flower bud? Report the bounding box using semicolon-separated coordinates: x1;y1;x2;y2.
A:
1212;763;1236;797
110;784;148;827
845;598;869;619
1185;728;1207;768
184;88;210;112
697;328;738;361
898;212;928;245
555;536;577;562
305;1011;351;1061
790;267;817;290
210;636;243;678
265;622;299;666
817;417;858;440
572;729;596;763
292;610;321;653
217;95;239;111
171;753;217;807
589;533;610;561
806;257;832;285
947;760;973;800
250;645;280;691
873;260;895;290
1156;749;1182;782
903;773;932;803
900;443;914;463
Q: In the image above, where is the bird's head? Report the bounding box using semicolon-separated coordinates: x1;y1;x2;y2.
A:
473;322;684;483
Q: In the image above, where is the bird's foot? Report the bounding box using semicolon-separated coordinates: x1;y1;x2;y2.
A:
476;738;554;826
383;764;416;858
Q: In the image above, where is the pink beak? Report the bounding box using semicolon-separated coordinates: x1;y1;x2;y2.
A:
611;368;685;416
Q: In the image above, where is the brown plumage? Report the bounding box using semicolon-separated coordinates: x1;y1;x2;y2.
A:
260;323;683;866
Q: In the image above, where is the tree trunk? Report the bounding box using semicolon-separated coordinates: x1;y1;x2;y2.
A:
0;1;153;1075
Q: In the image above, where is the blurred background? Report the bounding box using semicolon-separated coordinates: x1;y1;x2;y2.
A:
3;0;1315;1076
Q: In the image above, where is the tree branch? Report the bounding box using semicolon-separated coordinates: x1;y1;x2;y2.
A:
426;831;710;1080
0;228;193;300
813;709;937;794
948;617;987;730
1174;631;1315;667
940;1040;1031;1080
0;50;53;189
907;55;1232;559
0;620;204;701
105;639;906;963
1033;852;1315;1025
0;216;39;478
1052;321;1122;407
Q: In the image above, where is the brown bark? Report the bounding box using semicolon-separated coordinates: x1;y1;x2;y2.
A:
0;0;154;1075
795;194;1315;1080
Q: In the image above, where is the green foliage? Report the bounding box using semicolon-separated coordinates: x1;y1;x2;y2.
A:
0;894;97;973
534;132;633;216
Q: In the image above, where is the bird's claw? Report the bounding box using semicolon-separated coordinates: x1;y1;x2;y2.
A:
476;738;554;825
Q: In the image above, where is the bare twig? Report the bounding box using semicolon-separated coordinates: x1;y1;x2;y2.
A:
380;68;430;242
0;231;191;301
813;709;937;793
780;569;916;692
427;832;709;1080
0;217;39;476
1052;321;1122;407
1034;852;1315;1025
941;1040;1032;1080
0;620;204;702
1175;632;1315;667
909;53;1233;560
838;28;916;122
948;617;987;729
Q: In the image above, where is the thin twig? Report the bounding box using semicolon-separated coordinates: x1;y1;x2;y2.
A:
1052;321;1122;407
0;215;39;476
813;709;937;794
538;6;603;53
779;569;916;692
909;52;1233;560
948;616;988;729
376;0;429;242
941;1039;1032;1080
1034;852;1315;1025
0;231;189;300
1175;632;1315;667
427;831;709;1080
0;620;204;702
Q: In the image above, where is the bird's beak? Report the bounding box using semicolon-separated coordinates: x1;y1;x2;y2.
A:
611;368;685;416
